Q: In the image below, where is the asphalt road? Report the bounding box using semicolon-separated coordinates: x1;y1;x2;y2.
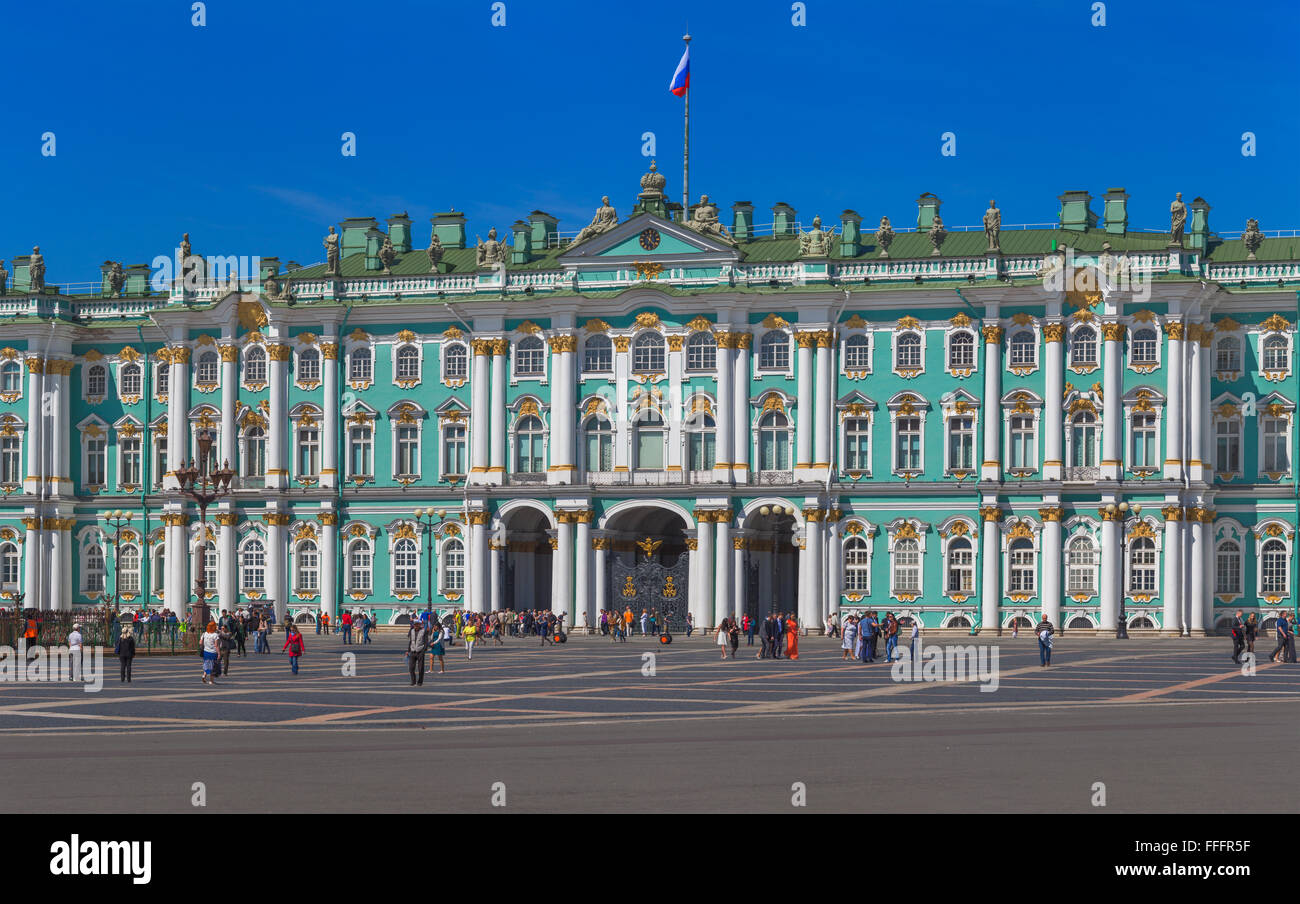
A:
0;630;1293;813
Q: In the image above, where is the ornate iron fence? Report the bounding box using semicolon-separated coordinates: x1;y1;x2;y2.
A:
0;612;197;653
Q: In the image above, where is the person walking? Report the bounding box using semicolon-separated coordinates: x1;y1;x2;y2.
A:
341;610;353;645
1035;615;1055;667
840;615;858;662
685;611;695;638
114;625;136;683
407;618;430;685
429;626;447;674
883;612;899;662
1245;613;1258;655
715;616;734;660
464;620;478;660
234;614;247;657
282;624;305;674
783;614;799;660
909;617;920;661
361;612;373;644
256;613;269;654
201;621;220;684
1269;613;1291;664
217;624;234;678
1230;610;1246;664
743;614;755;646
67;623;84;681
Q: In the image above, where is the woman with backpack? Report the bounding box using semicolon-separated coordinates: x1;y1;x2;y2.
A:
114;625;136;683
282;624;306;674
200;621;220;684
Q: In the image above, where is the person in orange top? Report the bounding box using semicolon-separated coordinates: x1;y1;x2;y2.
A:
784;614;799;660
623;607;634;635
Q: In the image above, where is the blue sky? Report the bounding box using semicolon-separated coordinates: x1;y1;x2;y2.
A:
2;0;1297;285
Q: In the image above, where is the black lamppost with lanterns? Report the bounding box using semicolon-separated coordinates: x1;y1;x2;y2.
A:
413;507;451;613
174;427;234;629
1103;500;1142;639
100;509;134;611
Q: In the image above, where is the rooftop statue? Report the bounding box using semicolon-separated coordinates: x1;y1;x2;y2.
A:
29;245;45;294
427;231;444;272
799;216;833;257
1243;218;1264;261
685;194;736;245
984;200;1001;252
574;196;619;245
476;227;507;268
928;216;948;256
875;216;895;258
1169;192;1186;246
324;226;341;276
378;234;397;275
107;261;126;297
0;259;7;296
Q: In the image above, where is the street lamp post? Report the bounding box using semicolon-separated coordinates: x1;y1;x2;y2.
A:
1105;500;1142;639
101;509;133;613
175;428;234;631
413;507;450;613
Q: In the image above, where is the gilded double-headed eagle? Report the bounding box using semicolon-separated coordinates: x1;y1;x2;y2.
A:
635;537;663;558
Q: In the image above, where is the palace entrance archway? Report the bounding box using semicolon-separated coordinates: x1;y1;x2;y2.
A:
602;505;691;632
499;505;553;611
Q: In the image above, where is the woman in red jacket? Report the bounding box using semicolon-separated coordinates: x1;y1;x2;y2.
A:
282;625;306;674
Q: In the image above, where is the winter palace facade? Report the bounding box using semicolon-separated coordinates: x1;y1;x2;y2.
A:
1;170;1297;634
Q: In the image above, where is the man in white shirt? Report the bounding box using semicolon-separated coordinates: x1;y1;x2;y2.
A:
67;623;84;681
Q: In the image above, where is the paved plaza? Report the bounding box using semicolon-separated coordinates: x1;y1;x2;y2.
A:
0;631;1294;813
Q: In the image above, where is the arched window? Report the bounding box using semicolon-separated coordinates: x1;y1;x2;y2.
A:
392;538;418;593
1214;336;1241;374
758;331;790;370
757;410;791;471
893;538;921;595
844;536;871;592
395;345;420;381
1261;537;1288;595
1067;537;1097;594
0;541;19;590
1009;330;1036;367
442;539;465;593
443;343;468;380
347;539;372;593
844;416;871;471
946;537;973;594
296;540;319;592
583;335;612;373
685;414;716;471
1215;540;1241;597
87;364;107;396
297;348;321;383
118;544;141;594
633;409;665;470
632;333;666;374
1070;327;1098;367
685;332;717;371
84;544;105;594
243;426;266;477
349;346;372;382
583;415;613;473
1128;537;1157;594
196;350;219;384
844;334;870;370
0;361;21;394
1069;410;1097;467
241;539;266;591
120;364;142;397
1009;538;1036;594
948;332;974;369
244;346;267;384
1263;335;1289;371
515;336;544;376
895;333;922;370
515;414;545;473
1131;328;1157;365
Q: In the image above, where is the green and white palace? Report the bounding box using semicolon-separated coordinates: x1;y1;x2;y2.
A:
1;166;1297;634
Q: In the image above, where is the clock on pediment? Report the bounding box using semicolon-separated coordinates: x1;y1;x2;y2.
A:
638;228;661;251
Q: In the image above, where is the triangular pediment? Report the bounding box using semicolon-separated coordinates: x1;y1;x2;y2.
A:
559;213;740;264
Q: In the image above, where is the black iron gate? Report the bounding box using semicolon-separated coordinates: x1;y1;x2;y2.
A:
610;545;690;632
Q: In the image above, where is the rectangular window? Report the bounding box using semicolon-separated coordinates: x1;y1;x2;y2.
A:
298;427;320;478
688;431;715;471
86;436;107;487
896;417;921;470
947;415;974;471
349;426;372;477
1263;417;1289;474
442;425;466;477
119;436;142;487
1009;415;1035;469
397;426;420;477
845;419;871;471
1130;413;1157;468
153;436;166;487
1215;420;1239;473
0;435;19;484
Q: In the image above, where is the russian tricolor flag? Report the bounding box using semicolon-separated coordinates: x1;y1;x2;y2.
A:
669;45;689;96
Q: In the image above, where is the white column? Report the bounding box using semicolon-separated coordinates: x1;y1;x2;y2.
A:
1202;508;1215;632
733;333;751;483
548;335;576;484
1188;328;1207;482
1164;325;1185;480
714;335;734;481
1200;328;1214;469
593;536;608;623
488;341;506;484
813;334;832;474
1040;507;1063;627
23;357;43;496
166;347;190;487
693;515;714;629
267;342;288;491
1188;511;1205;634
981;322;1003;481
980;507;1000;633
321;335;339;489
1043;324;1064;480
48;525;65;611
803;512;823;631
266;515;286;621
217;511;236;613
164;513;185;617
23;516;42;607
713;515;732;626
1101;324;1123;480
1099;511;1120;630
732;533;746;619
469;514;488;613
489;540;503;612
1162;505;1183;634
794;332;814;475
469;341;491;482
50;362;70;495
217;346;236;479
827;517;843;619
320;513;337;620
554;518;574;622
574;513;591;630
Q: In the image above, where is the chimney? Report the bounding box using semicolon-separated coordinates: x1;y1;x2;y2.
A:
772;202;797;236
1057;190;1097;232
387;213;413;253
840;209;862;257
1189;197;1212;254
528;211;558;250
259;257;281;283
340;217;379;257
99;261;115;296
11;254;31;293
432;212;466;249
125;264;151;296
511;220;532;264
364;227;383;271
730;202;754;242
916;193;942;231
1102;188;1128;236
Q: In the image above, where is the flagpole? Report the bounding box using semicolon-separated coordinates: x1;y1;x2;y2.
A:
682;33;690;222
